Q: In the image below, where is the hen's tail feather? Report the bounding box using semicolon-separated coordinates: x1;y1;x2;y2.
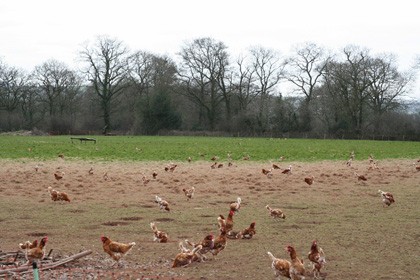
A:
185;239;195;247
123;242;136;255
178;241;190;253
150;222;157;232
192;245;203;254
267;251;276;261
319;248;326;263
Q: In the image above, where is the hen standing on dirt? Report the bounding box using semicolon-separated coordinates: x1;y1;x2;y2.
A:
100;236;136;266
172;245;203;268
378;189;395;207
224;210;235;235
185;234;214;261
304;175;314;185
182;187;195;201
230;197;241;213
25;236;48;265
267;251;291;279
154;195;170;211
150;222;168;243
308;240;326;279
286;245;305;280
48;187;71;202
266;205;286;219
19;240;38;250
236;222;256;239
211;227;228;258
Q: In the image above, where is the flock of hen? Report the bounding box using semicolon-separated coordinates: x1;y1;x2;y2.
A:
151;182;326;279
17;152;417;279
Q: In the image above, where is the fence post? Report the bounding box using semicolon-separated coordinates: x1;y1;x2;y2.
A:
33;262;40;280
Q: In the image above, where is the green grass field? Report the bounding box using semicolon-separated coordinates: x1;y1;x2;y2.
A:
0;135;419;161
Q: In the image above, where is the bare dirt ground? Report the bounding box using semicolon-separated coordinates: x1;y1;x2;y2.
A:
0;158;419;279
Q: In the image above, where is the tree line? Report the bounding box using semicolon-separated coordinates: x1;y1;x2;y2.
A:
1;36;419;140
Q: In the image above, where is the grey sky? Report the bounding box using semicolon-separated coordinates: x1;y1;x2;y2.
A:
1;0;419;98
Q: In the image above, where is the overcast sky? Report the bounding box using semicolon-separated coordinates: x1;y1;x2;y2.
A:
0;0;419;97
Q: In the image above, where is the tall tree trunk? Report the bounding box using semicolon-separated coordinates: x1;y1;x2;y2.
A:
102;98;111;133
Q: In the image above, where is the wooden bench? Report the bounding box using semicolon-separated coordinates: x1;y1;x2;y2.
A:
70;137;97;144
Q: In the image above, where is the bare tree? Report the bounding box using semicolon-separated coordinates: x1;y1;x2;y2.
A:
216;56;235;130
177;37;230;130
80;36;131;134
32;60;80;116
130;52;177;101
20;85;43;130
0;61;29;129
233;54;257;112
31;59;81;132
367;55;413;134
249;46;285;131
284;42;330;130
129;51;178;132
127;51;156;129
130;51;155;96
324;46;373;135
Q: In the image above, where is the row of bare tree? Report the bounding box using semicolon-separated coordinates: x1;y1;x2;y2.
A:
0;36;419;139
